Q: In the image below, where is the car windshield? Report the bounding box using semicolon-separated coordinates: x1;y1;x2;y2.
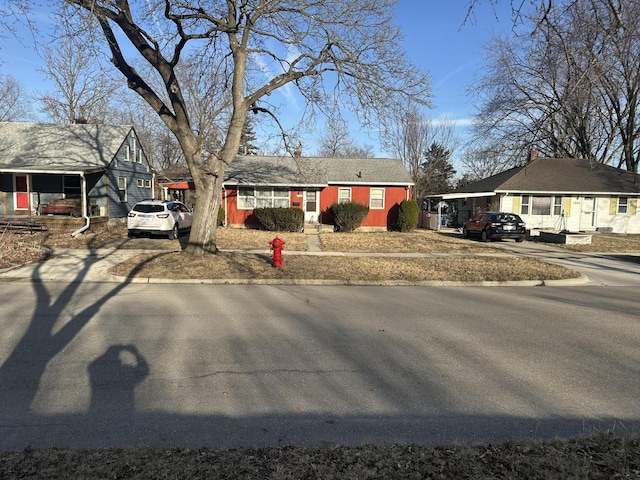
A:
133;204;165;213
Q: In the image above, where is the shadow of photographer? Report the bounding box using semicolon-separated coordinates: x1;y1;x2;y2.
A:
88;345;149;414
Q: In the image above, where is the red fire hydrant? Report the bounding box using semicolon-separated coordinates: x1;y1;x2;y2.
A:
269;237;285;268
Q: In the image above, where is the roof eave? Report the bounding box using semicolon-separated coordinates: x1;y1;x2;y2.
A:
0;167;103;175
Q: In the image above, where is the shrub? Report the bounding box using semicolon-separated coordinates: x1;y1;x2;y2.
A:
329;202;369;232
217;207;225;226
397;199;419;232
253;207;304;232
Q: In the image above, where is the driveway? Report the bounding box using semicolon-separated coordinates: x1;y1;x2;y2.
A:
490;238;640;286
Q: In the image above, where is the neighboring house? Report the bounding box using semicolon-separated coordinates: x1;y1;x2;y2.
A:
438;156;640;234
161;155;414;230
0;122;154;228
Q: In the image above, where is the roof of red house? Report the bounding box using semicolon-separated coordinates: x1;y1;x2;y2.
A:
223;155;413;187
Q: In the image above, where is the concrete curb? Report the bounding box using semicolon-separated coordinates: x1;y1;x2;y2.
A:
105;273;591;287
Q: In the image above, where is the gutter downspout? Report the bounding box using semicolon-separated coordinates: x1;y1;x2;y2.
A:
71;173;90;237
223;185;228;226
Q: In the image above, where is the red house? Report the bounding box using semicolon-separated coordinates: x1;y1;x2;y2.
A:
162;155;414;230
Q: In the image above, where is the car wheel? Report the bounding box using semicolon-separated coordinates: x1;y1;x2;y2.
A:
481;229;489;242
462;226;469;238
168;223;179;240
515;237;524;243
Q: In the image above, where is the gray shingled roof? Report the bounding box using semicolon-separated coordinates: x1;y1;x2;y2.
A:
0;122;133;173
455;157;640;195
225;155;413;186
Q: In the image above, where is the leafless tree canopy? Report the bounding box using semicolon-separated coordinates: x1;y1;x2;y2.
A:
0;75;31;121
35;35;123;124
383;107;457;199
52;0;430;254
469;0;640;173
315;117;375;158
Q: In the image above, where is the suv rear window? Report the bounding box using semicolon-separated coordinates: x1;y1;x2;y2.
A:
133;204;165;213
494;213;520;222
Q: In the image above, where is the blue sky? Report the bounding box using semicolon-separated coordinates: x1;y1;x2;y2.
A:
1;2;517;160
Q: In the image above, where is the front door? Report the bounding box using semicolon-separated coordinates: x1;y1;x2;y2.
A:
14;175;29;211
580;196;596;230
304;190;320;223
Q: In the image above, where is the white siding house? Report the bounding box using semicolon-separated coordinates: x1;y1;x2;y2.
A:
440;157;640;234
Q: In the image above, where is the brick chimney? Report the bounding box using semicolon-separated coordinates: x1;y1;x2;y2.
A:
528;148;538;162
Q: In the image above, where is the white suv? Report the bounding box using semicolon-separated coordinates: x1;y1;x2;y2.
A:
127;200;193;239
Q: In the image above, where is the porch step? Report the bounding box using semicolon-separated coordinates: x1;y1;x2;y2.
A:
303;223;333;233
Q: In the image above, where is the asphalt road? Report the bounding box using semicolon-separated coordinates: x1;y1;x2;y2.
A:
1;282;639;450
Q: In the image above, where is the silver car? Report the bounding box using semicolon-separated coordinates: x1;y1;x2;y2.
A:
127;200;193;239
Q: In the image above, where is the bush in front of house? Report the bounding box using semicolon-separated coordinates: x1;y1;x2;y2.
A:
397;199;420;232
217;207;225;226
253;207;304;232
329;202;369;232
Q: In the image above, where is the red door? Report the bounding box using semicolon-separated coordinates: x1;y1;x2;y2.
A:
15;175;29;210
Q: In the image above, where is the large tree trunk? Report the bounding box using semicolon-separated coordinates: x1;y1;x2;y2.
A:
181;143;229;255
184;170;224;255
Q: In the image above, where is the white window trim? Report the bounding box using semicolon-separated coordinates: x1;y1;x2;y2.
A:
124;145;130;162
238;187;290;210
618;197;629;214
521;195;566;216
137;179;144;187
338;187;352;204
370;188;385;209
118;177;127;202
144;179;152;189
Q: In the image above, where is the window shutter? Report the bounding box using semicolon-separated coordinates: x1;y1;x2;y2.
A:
563;197;571;216
609;198;617;215
631;198;638;216
512;196;520;213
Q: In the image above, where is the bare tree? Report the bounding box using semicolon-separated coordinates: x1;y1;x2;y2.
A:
459;146;516;180
383;107;456;200
54;0;430;254
469;0;640;173
316;117;375;158
0;74;31;121
35;34;123;124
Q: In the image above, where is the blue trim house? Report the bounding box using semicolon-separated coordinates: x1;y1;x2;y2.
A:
0;122;154;227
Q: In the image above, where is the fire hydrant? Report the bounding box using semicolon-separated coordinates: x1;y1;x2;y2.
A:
269;237;285;268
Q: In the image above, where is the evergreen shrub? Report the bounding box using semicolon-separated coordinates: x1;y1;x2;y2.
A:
329;202;369;232
397;199;420;232
253;207;304;232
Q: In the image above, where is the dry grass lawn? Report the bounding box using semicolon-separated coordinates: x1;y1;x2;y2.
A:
317;230;500;253
1;433;638;479
8;224;640;282
110;251;579;283
553;233;640;252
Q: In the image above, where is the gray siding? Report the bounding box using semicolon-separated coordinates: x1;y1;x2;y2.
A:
107;132;153;218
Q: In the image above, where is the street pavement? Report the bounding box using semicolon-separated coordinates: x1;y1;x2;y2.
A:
1;234;639;451
1;282;639;450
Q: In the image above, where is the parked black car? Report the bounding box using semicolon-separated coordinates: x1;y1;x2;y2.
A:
462;212;526;242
